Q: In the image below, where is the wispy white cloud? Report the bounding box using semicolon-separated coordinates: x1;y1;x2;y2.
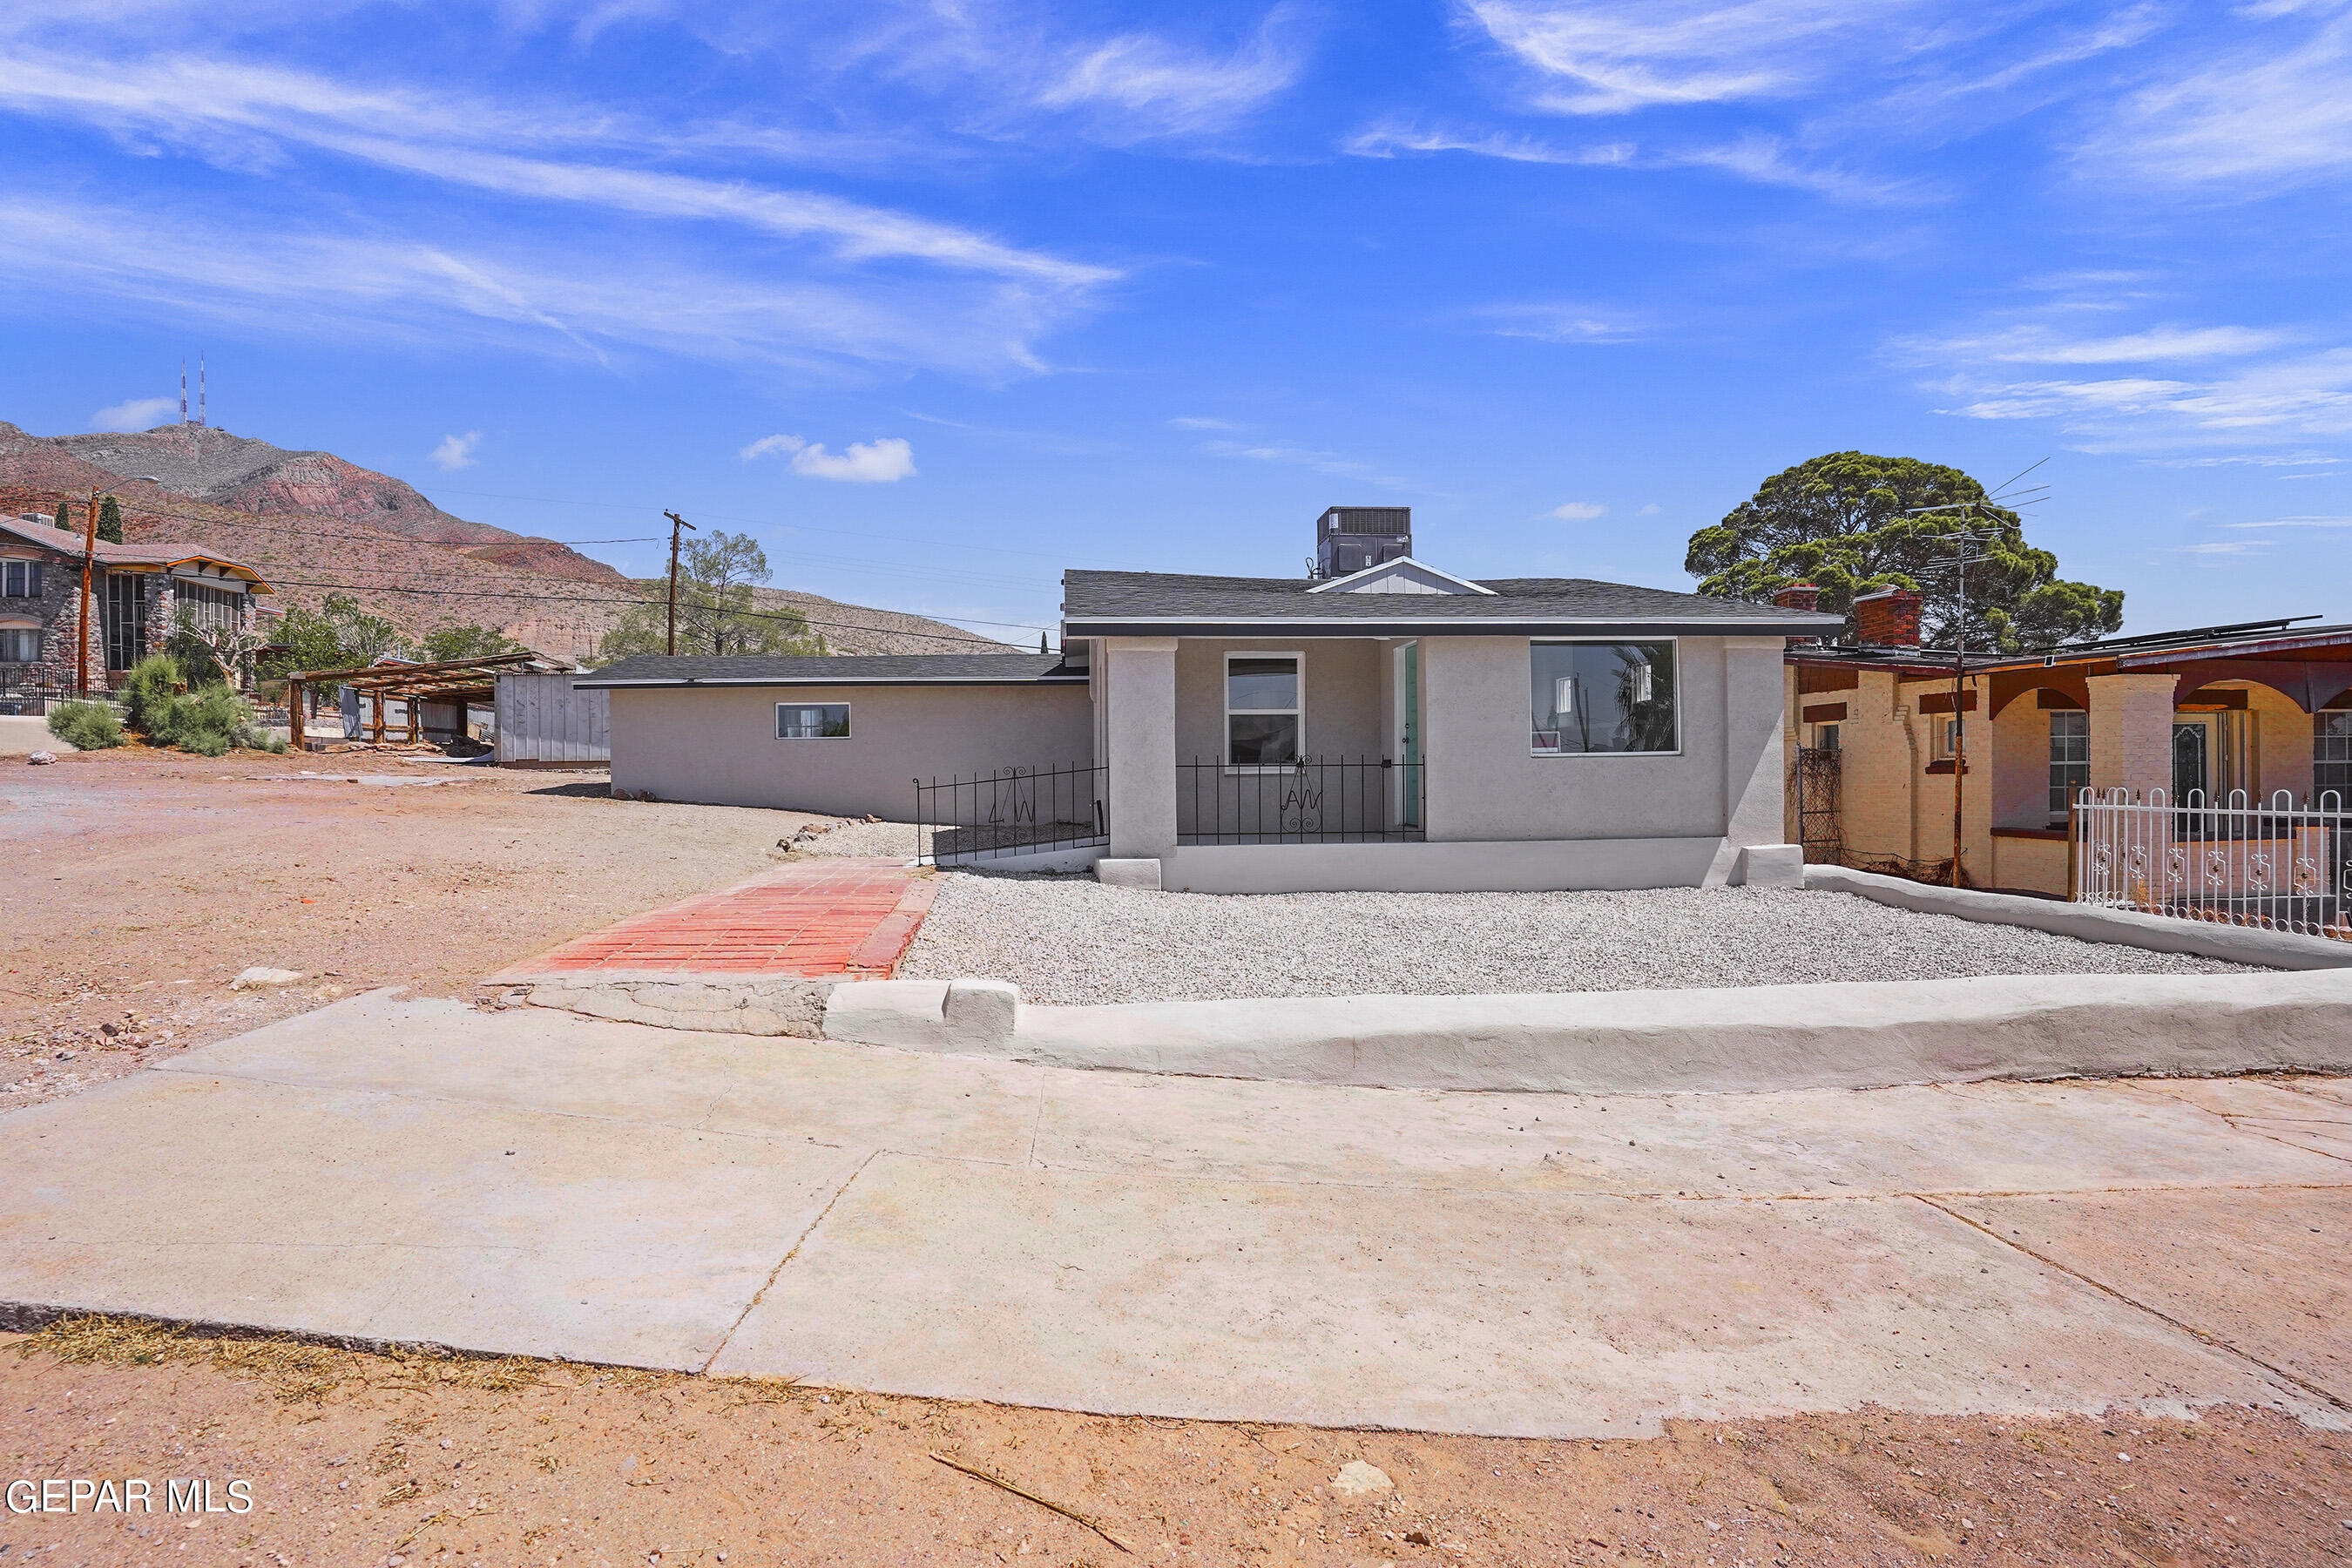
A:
1551;500;1606;519
1935;347;2352;449
1902;323;2297;365
741;432;917;482
2142;452;2343;469
2073;5;2352;190
90;395;176;431
1037;13;1305;141
1477;301;1641;344
2219;515;2352;529
1347;118;1910;201
2171;540;2265;554
1462;0;1900;115
0;195;1072;375
429;430;482;470
1201;438;1410;490
1168;416;1240;430
1637;502;1661;515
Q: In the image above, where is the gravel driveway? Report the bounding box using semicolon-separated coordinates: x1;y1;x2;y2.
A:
897;874;2256;1004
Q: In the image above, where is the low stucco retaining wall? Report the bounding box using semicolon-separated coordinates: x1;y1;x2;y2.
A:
823;968;2352;1094
1808;863;2352;971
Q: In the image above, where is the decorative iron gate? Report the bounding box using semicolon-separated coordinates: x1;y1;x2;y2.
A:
2072;787;2350;940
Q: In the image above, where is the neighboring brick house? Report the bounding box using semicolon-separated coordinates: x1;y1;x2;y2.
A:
0;512;274;703
1777;583;2352;895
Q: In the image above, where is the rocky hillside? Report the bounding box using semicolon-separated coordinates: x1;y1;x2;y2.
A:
0;421;1013;661
43;423;625;585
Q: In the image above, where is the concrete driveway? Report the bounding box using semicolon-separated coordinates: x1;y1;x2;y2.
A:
2;989;2348;1439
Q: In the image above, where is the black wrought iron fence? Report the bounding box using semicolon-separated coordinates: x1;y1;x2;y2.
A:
916;762;1108;865
0;671;86;714
1179;756;1425;844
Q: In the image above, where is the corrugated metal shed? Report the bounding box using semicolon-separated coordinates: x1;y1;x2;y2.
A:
495;672;609;765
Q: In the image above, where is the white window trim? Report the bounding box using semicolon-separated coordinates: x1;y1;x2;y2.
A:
1528;636;1683;758
1224;649;1304;773
775;700;852;740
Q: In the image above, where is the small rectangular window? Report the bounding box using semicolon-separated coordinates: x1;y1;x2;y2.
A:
1227;653;1301;767
2049;710;2090;818
1531;641;1677;754
776;702;850;739
0;628;37;662
3;561;22;598
1814;722;1841;753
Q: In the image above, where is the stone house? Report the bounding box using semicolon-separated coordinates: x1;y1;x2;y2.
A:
1779;584;2352;896
0;512;274;703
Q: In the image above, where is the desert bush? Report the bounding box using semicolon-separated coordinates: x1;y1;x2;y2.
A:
45;700;125;750
117;653;287;754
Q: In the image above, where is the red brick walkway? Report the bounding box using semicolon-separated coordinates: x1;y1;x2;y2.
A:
495;858;941;979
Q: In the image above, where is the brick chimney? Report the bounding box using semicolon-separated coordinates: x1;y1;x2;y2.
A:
1853;586;1923;648
1771;583;1821;613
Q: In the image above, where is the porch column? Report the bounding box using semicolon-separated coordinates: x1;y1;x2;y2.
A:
1101;636;1179;858
1705;636;1793;886
2087;672;2175;797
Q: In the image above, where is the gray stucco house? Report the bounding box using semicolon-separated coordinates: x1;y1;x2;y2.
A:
579;507;1841;893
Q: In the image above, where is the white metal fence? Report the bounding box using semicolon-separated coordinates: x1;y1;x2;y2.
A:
2072;787;2352;941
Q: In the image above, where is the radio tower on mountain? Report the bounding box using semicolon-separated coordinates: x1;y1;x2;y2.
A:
199;356;207;429
179;359;188;424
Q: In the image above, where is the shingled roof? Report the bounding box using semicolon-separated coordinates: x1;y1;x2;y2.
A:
575;652;1085;688
1059;569;1844;638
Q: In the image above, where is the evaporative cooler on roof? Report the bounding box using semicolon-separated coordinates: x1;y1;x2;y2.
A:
1315;507;1411;578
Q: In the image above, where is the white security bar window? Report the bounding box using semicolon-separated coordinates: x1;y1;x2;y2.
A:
1226;653;1301;766
1;561;42;598
776;702;851;739
1530;641;1677;754
2048;710;2089;820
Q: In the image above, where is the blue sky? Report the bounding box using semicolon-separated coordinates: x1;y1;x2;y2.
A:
3;0;2349;646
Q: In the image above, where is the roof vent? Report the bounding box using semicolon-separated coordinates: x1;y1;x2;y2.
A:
1313;506;1411;579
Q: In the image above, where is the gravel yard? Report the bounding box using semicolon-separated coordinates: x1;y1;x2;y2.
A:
897;873;2258;1004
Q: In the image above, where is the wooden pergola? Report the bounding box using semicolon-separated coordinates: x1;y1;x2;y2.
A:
287;652;568;749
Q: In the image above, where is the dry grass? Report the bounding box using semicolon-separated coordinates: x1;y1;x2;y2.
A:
11;1311;547;1405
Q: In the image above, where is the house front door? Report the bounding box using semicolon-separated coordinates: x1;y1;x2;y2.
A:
2171;719;2210;802
1396;640;1421;828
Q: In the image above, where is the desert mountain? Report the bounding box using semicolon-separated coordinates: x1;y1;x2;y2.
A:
0;421;1013;661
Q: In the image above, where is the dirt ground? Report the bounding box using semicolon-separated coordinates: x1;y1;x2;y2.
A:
0;747;827;1109
7;749;2351;1567
2;1318;2346;1568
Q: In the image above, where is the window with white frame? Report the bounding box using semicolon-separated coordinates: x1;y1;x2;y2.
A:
1226;653;1301;766
1812;721;1841;752
0;626;38;663
1530;641;1677;754
2048;710;2089;819
775;702;850;739
1;560;42;598
2318;709;2352;802
1930;715;1962;761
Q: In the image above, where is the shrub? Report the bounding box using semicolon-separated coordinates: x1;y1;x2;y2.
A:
116;652;287;754
46;700;125;750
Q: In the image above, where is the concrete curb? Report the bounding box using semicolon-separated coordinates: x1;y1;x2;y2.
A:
1808;864;2352;971
823;969;2352;1093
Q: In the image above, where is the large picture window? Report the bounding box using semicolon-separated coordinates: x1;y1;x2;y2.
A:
1226;653;1301;767
776;702;850;739
1530;641;1677;754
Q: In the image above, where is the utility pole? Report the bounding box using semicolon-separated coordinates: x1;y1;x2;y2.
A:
663;510;696;656
76;488;99;697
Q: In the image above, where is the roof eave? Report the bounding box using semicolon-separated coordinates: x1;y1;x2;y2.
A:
1063;616;1844;639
